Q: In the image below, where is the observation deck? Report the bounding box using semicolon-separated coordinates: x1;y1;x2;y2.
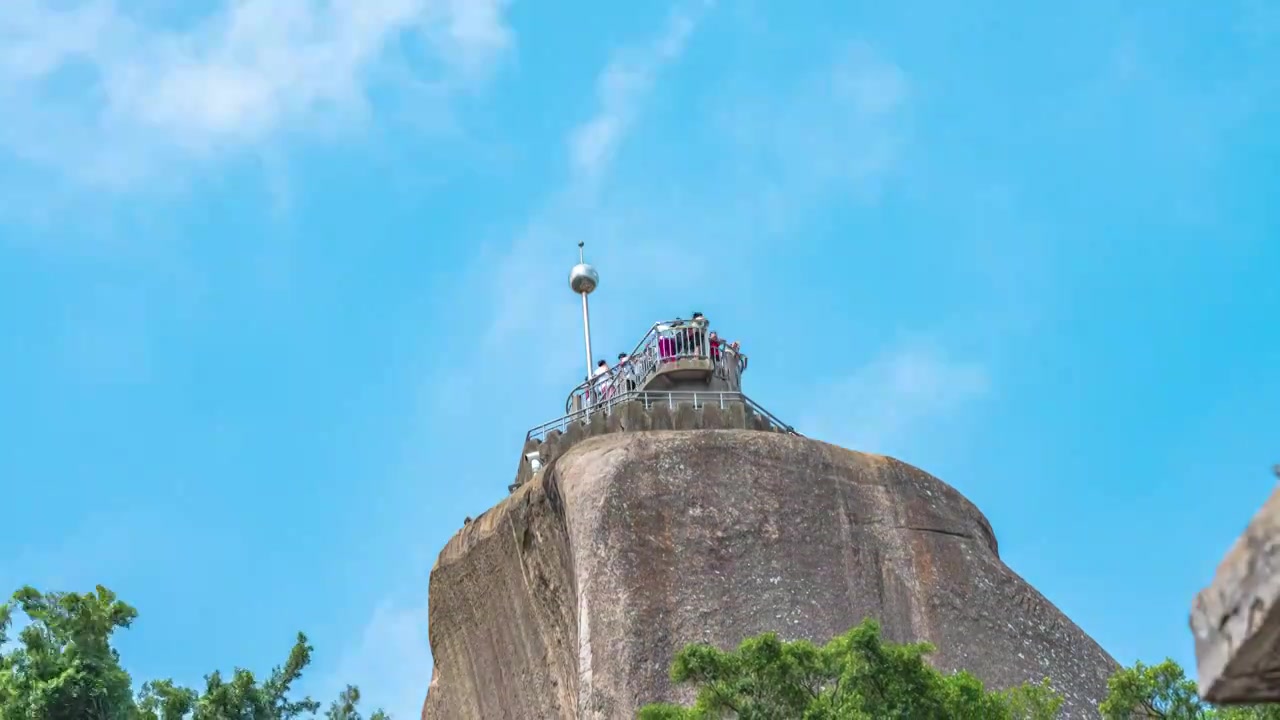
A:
511;317;797;492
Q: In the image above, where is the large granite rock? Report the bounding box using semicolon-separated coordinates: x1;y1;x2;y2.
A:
1191;472;1280;703
422;430;1117;719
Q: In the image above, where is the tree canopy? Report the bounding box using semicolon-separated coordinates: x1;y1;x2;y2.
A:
1099;660;1280;720
636;618;1062;720
0;585;388;720
9;583;1280;719
639;619;1280;720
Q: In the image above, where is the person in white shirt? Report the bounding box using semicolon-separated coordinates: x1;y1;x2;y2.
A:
592;359;611;403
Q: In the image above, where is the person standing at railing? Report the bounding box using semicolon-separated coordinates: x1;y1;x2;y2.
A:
709;330;722;363
716;340;741;387
592;359;611;404
730;341;747;372
617;352;638;392
638;343;657;380
690;312;707;357
657;320;677;363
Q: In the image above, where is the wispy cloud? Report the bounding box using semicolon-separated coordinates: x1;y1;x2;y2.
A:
322;598;432;720
568;0;713;185
710;41;910;228
804;341;990;457
470;33;914;399
0;0;513;188
480;0;718;356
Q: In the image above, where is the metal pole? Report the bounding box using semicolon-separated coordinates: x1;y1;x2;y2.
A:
581;291;594;380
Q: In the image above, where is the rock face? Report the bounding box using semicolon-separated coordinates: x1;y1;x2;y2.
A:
1191;472;1280;703
423;430;1117;719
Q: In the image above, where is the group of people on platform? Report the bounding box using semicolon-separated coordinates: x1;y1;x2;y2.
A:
583;312;745;407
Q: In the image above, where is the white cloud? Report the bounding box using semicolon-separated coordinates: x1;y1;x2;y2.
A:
477;1;717;357
567;0;713;185
471;33;915;401
432;36;918;440
323;598;433;720
0;0;513;187
804;342;990;456
712;41;910;226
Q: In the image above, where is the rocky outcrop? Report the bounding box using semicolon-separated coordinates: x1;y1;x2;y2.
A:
1191;470;1280;703
423;430;1117;719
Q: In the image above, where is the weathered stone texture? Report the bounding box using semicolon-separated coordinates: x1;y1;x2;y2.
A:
424;430;1117;719
422;480;579;719
1191;479;1280;703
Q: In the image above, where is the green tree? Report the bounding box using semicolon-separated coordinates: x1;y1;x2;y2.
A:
0;585;137;720
1003;678;1067;720
324;685;390;720
0;585;390;720
1099;659;1280;720
637;618;1063;719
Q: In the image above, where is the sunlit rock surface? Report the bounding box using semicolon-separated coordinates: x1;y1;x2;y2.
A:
422;430;1116;719
1191;475;1280;703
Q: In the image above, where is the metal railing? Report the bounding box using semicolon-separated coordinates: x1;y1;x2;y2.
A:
565;319;749;413
526;389;796;443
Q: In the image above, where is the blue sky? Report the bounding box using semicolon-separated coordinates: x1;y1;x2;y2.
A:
1;0;1277;716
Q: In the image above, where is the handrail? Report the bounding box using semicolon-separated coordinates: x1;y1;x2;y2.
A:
528;389;797;443
565;319;748;413
738;395;794;436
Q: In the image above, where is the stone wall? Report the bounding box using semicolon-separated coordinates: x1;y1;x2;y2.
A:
512;396;787;490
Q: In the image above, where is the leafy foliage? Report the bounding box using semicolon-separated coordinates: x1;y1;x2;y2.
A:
0;585;389;720
324;685;390;720
636;618;1063;719
12;583;1280;720
0;585;138;720
1099;659;1280;720
642;621;1280;720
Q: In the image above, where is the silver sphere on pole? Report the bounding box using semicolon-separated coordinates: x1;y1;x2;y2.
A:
569;239;599;294
570;241;599;381
569;263;599;294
